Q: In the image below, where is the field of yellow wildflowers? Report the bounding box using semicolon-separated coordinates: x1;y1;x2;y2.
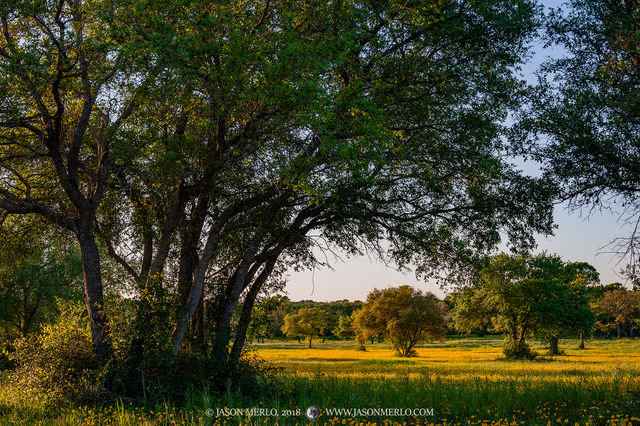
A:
1;337;639;425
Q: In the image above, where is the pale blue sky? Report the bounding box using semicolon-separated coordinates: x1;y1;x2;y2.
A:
284;0;632;301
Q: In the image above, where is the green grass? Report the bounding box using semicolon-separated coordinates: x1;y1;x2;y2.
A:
1;337;640;425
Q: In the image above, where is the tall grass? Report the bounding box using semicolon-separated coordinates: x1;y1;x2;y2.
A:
1;338;640;425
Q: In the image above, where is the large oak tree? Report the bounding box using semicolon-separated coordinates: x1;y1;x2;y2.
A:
0;0;158;356
1;0;556;381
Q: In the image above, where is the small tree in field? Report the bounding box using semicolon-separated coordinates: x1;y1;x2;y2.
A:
354;286;444;357
337;311;366;351
281;308;329;348
335;314;355;340
454;254;539;359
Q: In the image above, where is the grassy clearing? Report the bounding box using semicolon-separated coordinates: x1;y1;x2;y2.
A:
1;337;639;425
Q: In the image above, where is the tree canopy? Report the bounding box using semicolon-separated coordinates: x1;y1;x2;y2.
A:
0;0;557;391
354;285;444;357
523;0;640;277
453;253;599;358
281;307;330;348
595;289;640;338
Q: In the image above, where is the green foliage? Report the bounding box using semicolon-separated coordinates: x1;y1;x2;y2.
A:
453;253;598;358
354;286;444;357
502;340;537;360
535;262;598;351
1;0;557;391
0;346;14;371
106;276;176;398
0;218;83;342
281;307;330;348
168;350;279;400
8;301;109;406
594;289;639;335
335;314;355;340
523;0;640;276
246;296;293;342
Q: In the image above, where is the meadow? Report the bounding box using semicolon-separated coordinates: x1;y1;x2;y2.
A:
1;337;640;425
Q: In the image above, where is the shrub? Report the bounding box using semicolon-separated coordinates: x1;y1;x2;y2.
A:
9;301;110;406
169;349;279;400
503;340;537;360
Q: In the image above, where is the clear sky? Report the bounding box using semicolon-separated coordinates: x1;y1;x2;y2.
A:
282;0;632;302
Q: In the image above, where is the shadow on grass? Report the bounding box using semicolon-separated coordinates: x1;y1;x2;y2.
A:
302;358;361;362
358;359;419;366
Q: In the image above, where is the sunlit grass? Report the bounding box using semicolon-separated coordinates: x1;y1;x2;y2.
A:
1;337;639;425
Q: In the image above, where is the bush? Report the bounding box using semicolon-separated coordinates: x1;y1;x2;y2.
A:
9;302;110;406
169;349;279;400
503;340;537;360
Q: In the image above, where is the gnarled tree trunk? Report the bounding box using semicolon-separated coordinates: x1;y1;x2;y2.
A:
77;220;111;358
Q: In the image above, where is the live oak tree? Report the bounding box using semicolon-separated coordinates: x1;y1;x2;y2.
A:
335;311;368;350
281;307;330;348
453;253;597;358
352;308;380;349
524;0;640;277
595;289;639;338
335;314;356;341
245;297;284;344
2;0;557;384
535;260;598;354
116;0;553;370
0;0;157;357
355;286;444;357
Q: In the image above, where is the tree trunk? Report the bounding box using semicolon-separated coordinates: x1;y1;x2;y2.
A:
549;335;559;355
209;209;276;360
370;337;374;344
229;260;276;364
176;196;208;321
578;330;585;349
170;211;229;358
629;322;634;338
617;323;622;339
308;338;312;348
297;336;301;343
193;296;204;346
77;224;111;358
